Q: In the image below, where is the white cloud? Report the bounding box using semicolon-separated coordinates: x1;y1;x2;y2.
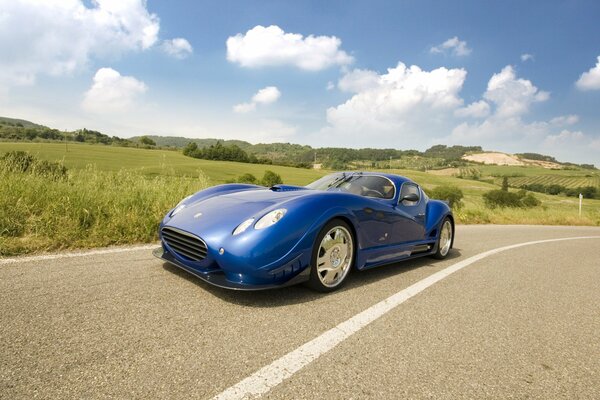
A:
326;81;335;91
454;100;490;118
0;0;160;86
232;102;255;113
162;38;193;59
544;130;584;146
448;67;549;143
82;67;147;113
233;86;281;113
443;66;600;164
323;62;466;142
430;36;472;57
483;65;549;118
550;114;579;126
520;53;534;62
338;69;380;93
226;25;353;71
575;56;600;91
252;86;281;104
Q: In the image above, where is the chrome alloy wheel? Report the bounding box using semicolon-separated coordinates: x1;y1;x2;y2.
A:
439;219;453;257
316;226;354;288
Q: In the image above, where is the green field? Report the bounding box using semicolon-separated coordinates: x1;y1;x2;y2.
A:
1;142;600;256
0;142;326;185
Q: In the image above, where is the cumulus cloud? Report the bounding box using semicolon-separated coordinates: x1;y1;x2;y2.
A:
544;130;585;146
0;0;160;86
520;53;534;62
444;66;600;163
448;66;549;142
430;36;472;57
550;114;579;126
82;67;147;113
575;56;600;91
162;38;193;59
338;69;380;93
454;100;490;118
226;25;353;71
233;86;281;113
483;65;549;118
323;62;466;142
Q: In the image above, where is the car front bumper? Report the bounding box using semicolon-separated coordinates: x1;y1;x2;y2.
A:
152;247;310;290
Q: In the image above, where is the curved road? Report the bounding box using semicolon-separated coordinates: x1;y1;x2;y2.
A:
1;225;599;399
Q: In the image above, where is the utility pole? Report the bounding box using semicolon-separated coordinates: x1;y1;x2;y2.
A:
579;193;583;217
389;156;392;169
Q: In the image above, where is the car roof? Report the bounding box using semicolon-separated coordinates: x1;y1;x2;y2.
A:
340;171;414;187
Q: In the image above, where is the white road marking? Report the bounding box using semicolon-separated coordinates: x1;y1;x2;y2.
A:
213;236;600;400
0;244;158;265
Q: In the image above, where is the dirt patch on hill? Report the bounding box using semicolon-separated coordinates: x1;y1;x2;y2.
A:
462;152;563;169
463;152;525;165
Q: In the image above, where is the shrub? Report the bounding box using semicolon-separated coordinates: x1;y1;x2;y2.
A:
261;170;283;187
0;151;67;180
237;173;257;184
483;189;541;209
0;151;35;173
429;185;464;209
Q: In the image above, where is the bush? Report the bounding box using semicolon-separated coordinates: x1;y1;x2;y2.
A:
237;173;257;184
0;151;67;180
483;189;540;209
261;170;283;187
429;185;464;209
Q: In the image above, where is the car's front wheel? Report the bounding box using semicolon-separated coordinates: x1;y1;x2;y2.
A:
307;219;355;292
432;217;453;259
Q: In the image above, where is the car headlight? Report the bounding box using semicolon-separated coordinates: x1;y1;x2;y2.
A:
255;209;286;230
233;218;254;235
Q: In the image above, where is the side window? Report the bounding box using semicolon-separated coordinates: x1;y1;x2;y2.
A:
399;183;420;206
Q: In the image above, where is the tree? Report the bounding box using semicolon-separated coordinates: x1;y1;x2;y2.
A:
428;185;464;209
183;142;199;156
501;176;509;192
139;136;156;146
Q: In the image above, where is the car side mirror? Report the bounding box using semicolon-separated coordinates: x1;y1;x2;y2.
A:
401;193;419;203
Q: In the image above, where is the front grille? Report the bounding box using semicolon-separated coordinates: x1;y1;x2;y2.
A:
161;227;207;261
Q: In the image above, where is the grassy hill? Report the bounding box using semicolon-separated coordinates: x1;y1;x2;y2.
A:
0;142;325;185
0;116;47;129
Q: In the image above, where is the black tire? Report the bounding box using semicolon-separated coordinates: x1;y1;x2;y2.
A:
432;217;453;259
307;219;355;292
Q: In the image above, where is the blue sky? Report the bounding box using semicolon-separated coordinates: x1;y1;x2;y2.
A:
1;0;599;164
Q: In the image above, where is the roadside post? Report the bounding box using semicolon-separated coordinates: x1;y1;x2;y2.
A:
579;193;583;217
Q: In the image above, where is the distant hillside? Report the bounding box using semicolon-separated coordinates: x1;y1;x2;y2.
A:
129;135;252;150
1;116;596;170
0;116;47;129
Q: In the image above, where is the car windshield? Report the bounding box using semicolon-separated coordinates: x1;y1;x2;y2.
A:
306;173;395;199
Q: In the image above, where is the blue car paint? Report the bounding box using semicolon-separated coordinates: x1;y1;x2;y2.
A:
155;172;453;290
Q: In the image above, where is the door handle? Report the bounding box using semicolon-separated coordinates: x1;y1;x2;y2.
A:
416;213;425;218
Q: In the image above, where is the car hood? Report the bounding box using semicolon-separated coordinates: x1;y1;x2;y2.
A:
164;187;312;238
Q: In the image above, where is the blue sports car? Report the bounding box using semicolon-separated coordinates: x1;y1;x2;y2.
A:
153;172;454;292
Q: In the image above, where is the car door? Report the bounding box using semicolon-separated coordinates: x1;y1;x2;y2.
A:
392;182;426;243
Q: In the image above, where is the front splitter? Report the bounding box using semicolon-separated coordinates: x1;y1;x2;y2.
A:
152;247;310;291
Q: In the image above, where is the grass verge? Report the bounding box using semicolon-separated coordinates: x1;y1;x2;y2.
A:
0;166;209;256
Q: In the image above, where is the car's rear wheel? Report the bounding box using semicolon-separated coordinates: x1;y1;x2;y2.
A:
432;217;453;259
307;219;355;292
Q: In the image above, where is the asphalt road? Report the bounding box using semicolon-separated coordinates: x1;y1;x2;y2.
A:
1;225;600;399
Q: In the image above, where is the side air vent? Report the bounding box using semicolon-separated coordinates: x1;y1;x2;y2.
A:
161;227;207;261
